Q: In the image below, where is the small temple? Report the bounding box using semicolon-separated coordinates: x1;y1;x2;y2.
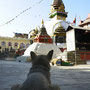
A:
34;20;52;44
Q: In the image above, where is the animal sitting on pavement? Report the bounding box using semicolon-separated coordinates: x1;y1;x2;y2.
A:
11;50;60;90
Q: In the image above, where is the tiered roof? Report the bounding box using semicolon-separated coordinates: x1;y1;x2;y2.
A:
34;22;52;44
79;14;90;27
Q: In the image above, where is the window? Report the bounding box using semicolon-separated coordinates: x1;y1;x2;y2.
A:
8;42;12;46
14;42;18;47
1;41;6;46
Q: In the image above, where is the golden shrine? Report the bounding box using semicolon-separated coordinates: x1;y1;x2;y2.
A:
49;0;68;46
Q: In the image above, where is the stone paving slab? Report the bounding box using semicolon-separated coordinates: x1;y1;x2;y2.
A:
0;60;90;90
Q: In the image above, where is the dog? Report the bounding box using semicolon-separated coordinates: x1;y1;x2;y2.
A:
11;50;60;90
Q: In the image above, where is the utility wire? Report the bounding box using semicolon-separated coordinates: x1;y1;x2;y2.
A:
0;0;44;27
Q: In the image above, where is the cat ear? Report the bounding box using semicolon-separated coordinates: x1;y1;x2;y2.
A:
30;51;37;60
47;50;53;61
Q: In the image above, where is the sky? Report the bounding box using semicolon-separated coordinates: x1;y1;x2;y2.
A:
0;0;90;37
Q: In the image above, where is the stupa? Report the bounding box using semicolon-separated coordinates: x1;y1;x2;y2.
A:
43;0;68;61
17;20;61;62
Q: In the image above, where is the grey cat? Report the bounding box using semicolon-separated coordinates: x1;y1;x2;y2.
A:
11;50;60;90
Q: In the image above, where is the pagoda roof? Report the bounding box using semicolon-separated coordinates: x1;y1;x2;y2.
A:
34;25;52;44
79;13;90;26
79;19;90;26
67;25;90;31
52;0;61;7
60;21;90;31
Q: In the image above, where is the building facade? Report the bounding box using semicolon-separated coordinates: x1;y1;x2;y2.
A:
66;25;90;64
0;36;30;52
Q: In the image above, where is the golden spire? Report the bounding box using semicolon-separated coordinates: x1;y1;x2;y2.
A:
41;19;44;25
51;0;65;13
52;0;61;9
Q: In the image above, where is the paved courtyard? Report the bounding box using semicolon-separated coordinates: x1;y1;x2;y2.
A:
0;60;90;90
